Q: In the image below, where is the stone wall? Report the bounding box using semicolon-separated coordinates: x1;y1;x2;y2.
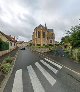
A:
31;47;50;53
0;50;10;56
0;47;16;56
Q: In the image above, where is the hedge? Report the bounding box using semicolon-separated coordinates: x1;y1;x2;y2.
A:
0;39;9;51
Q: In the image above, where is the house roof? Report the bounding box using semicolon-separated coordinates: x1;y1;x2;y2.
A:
48;29;53;32
0;31;17;42
17;41;24;44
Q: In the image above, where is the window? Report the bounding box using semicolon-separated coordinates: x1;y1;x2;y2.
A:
36;30;37;37
14;43;15;46
43;32;45;38
38;31;40;38
50;40;52;43
10;42;12;46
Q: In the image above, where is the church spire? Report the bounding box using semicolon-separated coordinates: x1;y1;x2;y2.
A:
45;23;47;29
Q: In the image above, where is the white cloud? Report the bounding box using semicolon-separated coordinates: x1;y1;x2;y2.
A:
0;0;80;42
17;36;28;42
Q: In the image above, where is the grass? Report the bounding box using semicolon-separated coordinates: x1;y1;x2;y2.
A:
0;63;12;74
4;56;13;64
32;45;54;49
0;56;14;74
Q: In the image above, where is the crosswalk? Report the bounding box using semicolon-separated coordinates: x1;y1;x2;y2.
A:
12;69;23;92
12;58;62;92
27;65;45;92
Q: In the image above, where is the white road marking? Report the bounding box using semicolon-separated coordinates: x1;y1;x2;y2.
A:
45;58;80;75
38;52;80;75
12;69;23;92
44;58;62;69
40;60;58;74
27;65;45;92
35;62;56;86
63;66;80;75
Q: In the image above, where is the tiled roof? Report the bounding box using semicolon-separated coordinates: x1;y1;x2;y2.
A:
17;41;24;44
48;29;53;32
0;31;17;42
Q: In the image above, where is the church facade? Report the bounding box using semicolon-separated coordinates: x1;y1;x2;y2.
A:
32;24;55;46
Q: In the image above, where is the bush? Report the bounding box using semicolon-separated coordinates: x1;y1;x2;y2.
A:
0;38;9;51
4;56;13;64
77;48;80;62
0;63;12;74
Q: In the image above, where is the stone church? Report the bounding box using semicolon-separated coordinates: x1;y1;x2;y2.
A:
32;24;55;46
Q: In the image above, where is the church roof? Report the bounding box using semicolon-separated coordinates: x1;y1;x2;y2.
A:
38;24;44;28
48;29;53;32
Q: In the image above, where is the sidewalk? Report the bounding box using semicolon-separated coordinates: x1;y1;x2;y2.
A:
0;48;18;63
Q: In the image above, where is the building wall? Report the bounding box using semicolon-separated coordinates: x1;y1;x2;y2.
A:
32;25;55;46
0;33;16;50
9;41;16;50
0;33;17;56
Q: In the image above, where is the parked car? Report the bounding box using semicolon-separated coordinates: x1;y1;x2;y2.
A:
20;47;25;50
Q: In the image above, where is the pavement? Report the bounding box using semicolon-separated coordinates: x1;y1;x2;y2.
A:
0;48;18;63
2;47;80;92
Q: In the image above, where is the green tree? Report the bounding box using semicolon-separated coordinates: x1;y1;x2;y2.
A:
68;25;80;48
60;36;70;45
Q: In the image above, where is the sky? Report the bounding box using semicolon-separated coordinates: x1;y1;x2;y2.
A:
0;0;80;42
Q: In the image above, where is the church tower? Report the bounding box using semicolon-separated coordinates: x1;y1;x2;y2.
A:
45;23;47;29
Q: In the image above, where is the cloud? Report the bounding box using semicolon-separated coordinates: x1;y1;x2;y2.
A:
0;0;80;42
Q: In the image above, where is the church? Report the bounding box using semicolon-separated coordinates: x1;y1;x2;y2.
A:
32;24;55;46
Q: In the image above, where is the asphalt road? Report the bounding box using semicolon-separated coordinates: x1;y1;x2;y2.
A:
3;47;80;92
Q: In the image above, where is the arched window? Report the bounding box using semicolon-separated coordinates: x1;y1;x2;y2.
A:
43;32;45;38
38;31;40;38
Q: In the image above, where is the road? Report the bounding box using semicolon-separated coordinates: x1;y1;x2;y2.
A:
3;47;80;92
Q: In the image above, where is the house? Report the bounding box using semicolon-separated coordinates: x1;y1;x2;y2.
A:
28;40;32;46
0;31;17;51
16;41;24;47
32;24;55;46
16;41;28;47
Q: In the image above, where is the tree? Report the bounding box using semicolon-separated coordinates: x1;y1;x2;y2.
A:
69;25;80;48
60;36;70;44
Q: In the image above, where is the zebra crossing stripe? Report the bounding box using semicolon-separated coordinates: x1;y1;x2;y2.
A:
27;65;45;92
44;58;62;69
35;62;56;86
12;69;23;92
40;60;58;74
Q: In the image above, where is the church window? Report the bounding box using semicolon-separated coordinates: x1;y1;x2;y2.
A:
38;31;40;38
43;32;45;38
